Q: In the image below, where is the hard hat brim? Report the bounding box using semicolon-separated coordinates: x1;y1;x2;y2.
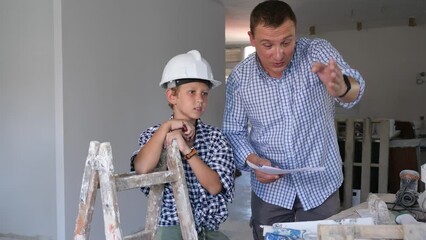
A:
161;78;222;89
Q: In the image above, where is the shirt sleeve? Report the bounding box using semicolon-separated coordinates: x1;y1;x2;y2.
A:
130;125;159;172
308;38;365;108
205;129;236;202
222;70;256;171
130;125;160;196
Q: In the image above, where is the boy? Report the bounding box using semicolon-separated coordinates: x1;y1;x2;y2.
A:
131;50;235;240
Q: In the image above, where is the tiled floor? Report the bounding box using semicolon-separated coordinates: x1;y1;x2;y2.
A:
220;170;253;240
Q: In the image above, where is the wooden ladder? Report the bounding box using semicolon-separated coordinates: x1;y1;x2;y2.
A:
73;140;198;240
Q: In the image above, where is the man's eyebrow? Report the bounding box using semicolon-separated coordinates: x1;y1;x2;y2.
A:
259;36;294;43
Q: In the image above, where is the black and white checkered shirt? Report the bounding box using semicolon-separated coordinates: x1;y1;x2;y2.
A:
131;118;235;232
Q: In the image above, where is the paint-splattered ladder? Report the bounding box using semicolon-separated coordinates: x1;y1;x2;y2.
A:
73;140;197;240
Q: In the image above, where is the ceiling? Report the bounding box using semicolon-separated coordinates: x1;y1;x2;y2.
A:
223;0;426;45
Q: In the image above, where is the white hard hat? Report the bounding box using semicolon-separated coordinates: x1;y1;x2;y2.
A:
159;50;222;89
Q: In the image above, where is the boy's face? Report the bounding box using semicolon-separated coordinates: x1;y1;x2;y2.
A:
167;81;210;122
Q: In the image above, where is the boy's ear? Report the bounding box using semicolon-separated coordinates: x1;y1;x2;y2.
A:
166;89;177;105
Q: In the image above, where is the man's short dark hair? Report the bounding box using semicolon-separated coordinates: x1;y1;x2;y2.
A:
250;0;297;37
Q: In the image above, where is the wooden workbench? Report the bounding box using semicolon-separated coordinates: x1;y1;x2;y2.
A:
322;194;426;239
327;193;396;221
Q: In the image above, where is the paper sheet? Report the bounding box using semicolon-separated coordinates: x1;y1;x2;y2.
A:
247;161;325;174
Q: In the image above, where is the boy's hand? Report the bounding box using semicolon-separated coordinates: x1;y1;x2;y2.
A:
165;130;191;154
169;120;195;141
180;121;195;141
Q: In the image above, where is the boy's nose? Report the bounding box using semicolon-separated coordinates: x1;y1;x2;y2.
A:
196;94;204;102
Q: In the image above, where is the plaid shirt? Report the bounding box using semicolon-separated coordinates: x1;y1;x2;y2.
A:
222;38;365;210
131;118;235;232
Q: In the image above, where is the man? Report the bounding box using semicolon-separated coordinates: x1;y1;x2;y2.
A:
222;1;365;239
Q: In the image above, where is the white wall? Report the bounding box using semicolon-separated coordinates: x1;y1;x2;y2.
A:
318;26;426;122
0;0;57;238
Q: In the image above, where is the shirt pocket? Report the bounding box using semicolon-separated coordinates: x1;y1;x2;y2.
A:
243;81;285;127
295;73;327;110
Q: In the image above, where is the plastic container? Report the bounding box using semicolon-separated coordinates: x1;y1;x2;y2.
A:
395;213;418;224
399;170;420;192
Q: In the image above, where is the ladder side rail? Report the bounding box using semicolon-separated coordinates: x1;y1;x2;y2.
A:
120;183;166;240
98;142;124;240
167;141;198;240
110;148;170;240
143;184;166;240
144;150;169;240
74;141;101;240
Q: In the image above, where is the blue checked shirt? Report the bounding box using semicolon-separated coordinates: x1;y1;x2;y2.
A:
222;38;365;210
131;118;235;232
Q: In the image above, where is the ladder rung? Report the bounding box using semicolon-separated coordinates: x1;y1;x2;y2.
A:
114;171;178;192
124;229;153;240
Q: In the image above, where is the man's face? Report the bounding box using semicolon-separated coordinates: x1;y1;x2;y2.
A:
249;20;296;78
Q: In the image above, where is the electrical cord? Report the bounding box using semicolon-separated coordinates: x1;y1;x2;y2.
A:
387;195;425;222
387;179;426;222
388;203;425;222
400;190;418;207
392;182;410;211
393;179;418;209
